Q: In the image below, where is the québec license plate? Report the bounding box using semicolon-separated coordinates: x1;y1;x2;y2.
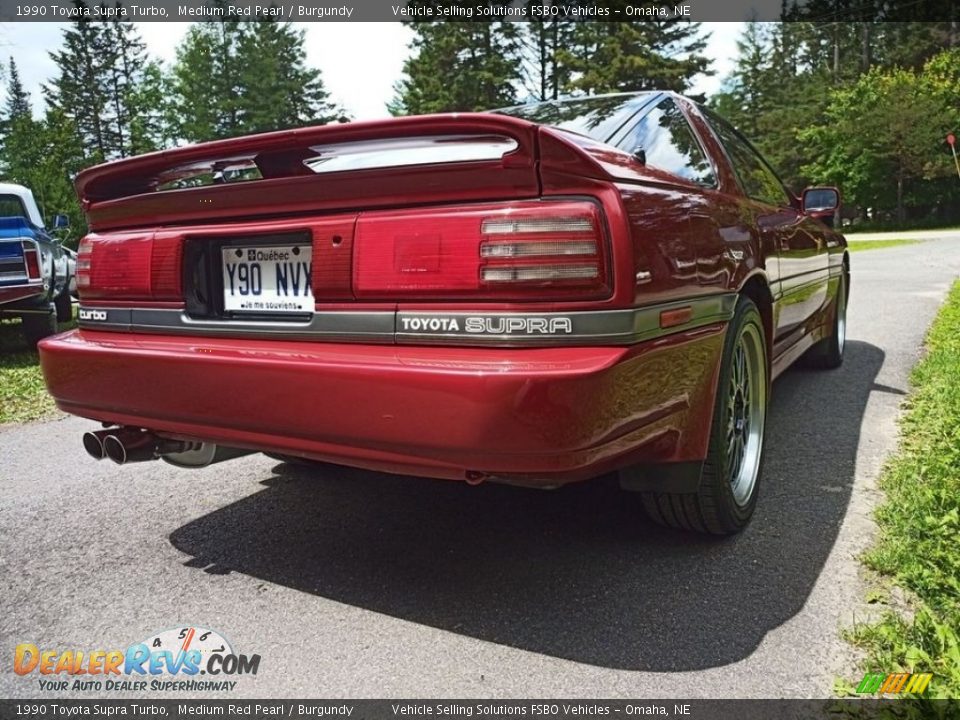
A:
221;245;313;315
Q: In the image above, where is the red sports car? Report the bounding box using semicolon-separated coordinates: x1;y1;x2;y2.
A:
39;92;848;535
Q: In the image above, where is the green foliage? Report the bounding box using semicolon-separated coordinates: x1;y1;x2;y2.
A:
518;14;576;101
172;17;342;141
43;7;157;161
800;52;960;222
1;58;31;121
558;19;710;97
390;18;523;114
170;22;239;142
128;60;177;153
714;21;960;225
392;13;709;114
43;6;111;163
844;281;960;698
235;21;341;133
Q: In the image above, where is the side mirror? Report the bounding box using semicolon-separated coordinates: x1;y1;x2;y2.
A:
52;214;70;229
802;187;840;228
802;187;840;214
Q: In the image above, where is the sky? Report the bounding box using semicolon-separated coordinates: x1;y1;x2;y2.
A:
0;21;744;120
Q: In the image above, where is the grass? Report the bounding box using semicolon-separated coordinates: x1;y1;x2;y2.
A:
842;281;960;703
847;239;924;252
843;219;960;234
0;316;74;425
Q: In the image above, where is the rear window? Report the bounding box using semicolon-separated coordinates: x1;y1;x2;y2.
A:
616;97;716;187
0;194;27;218
496;94;654;143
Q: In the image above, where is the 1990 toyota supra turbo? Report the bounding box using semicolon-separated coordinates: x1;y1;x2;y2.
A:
39;92;848;535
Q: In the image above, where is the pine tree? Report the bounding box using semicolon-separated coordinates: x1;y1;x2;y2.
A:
172;17;340;142
44;5;110;163
709;23;772;140
390;18;523;115
2;58;32;121
518;6;578;102
101;18;148;157
558;16;711;97
171;23;233;142
1;58;42;182
128;60;176;153
236;19;340;134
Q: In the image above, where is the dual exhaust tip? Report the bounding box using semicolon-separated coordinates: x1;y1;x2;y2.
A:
83;428;165;465
83;427;252;468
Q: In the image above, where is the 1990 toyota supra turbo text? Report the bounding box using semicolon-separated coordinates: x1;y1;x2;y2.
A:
39;92;848;535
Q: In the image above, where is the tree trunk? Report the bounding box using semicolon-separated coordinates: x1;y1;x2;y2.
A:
539;24;547;101
550;22;559;100
896;172;905;224
861;23;871;72
832;9;841;78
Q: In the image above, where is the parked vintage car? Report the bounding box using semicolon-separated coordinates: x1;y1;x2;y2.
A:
0;182;75;344
39;92;848;534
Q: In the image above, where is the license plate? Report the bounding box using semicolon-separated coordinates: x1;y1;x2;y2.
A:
221;245;313;315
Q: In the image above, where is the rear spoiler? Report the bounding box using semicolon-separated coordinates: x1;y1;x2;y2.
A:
75;113;537;204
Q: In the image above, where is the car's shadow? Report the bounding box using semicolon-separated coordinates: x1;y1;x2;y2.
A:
170;340;886;671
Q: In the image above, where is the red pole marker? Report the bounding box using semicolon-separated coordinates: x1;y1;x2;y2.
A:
949;134;960;181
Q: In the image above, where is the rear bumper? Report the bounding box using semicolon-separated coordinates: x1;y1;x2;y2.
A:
39;327;725;483
0;284;46;310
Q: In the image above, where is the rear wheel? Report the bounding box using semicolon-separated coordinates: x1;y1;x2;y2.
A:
640;297;768;535
803;271;847;369
22;311;58;347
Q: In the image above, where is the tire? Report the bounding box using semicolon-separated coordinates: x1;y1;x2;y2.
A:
55;290;73;323
640;297;769;535
21;311;58;347
803;272;847;369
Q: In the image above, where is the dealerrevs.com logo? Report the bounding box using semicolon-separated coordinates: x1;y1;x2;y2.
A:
14;626;261;692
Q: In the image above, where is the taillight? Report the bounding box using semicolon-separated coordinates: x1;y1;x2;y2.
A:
77;234;182;300
353;200;609;300
22;241;41;279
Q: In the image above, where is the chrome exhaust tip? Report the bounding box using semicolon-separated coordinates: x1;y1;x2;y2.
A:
82;430;112;460
103;429;159;465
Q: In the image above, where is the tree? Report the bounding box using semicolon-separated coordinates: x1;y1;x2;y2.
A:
0;57;34;168
1;63;44;185
390;18;523;114
2;58;31;121
170;21;244;141
44;4;155;161
44;6;111;162
128;60;177;153
172;17;341;141
800;63;952;222
101;19;148;157
709;22;773;140
236;20;341;134
557;16;711;97
518;4;578;102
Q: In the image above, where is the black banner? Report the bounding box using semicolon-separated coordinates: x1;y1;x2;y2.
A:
1;0;959;23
